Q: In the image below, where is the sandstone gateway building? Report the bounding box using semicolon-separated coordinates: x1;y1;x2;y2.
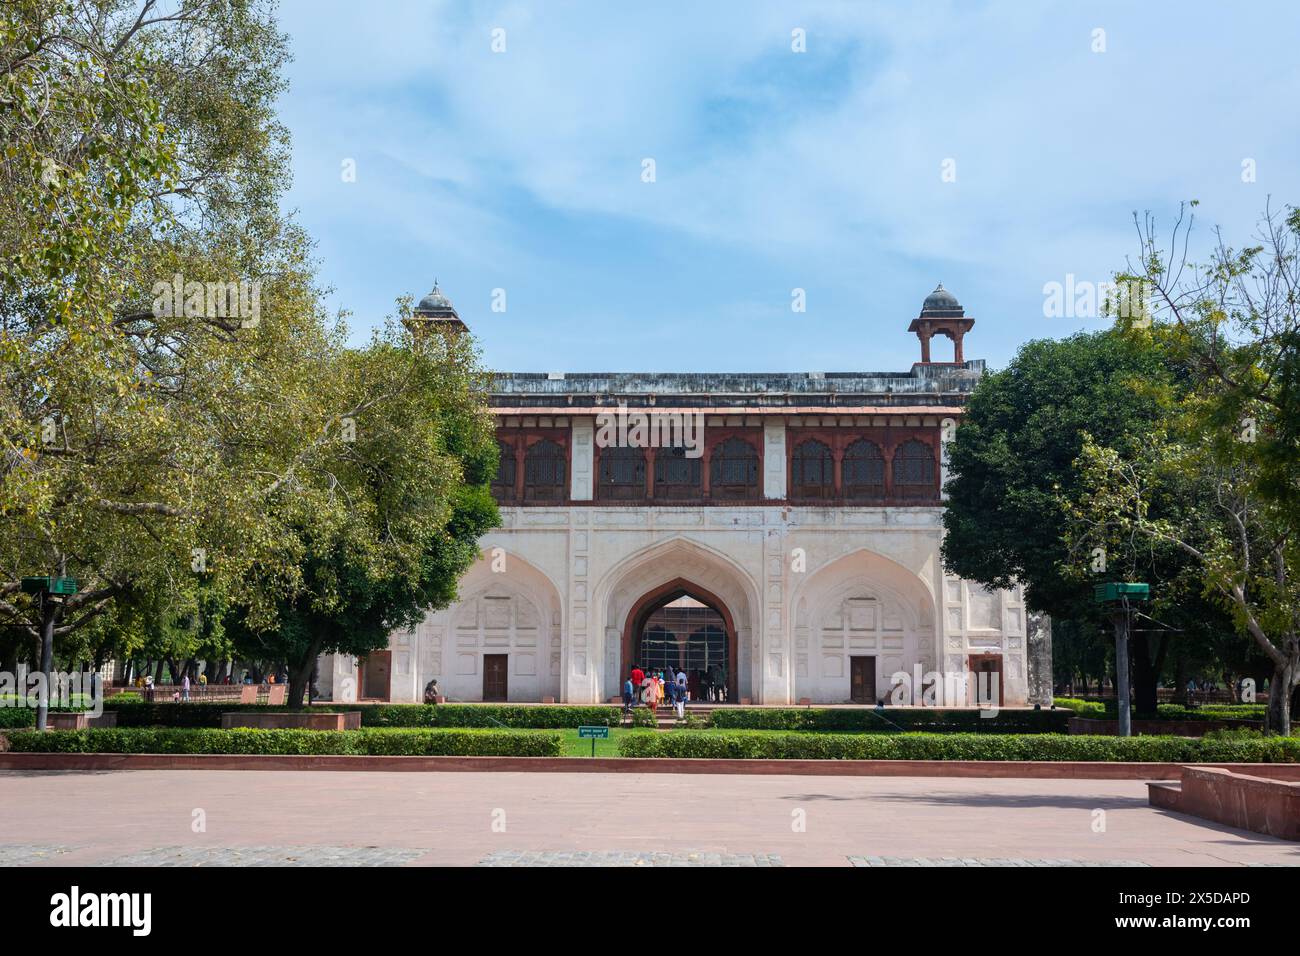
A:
319;285;1051;707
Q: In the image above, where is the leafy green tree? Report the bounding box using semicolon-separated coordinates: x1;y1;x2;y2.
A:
942;330;1234;715
229;317;499;707
0;1;343;728
1077;423;1297;732
1079;202;1300;734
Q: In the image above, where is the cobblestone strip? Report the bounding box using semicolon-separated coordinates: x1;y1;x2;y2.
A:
477;850;784;867
94;845;429;867
0;845;78;865
847;856;1149;867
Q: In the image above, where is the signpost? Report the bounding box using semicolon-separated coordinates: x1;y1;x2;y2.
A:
21;574;80;732
577;725;609;757
1094;583;1150;738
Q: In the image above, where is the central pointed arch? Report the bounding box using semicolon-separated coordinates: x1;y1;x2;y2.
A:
593;535;759;703
622;577;738;702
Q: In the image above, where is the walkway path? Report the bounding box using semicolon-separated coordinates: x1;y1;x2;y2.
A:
1;770;1295;867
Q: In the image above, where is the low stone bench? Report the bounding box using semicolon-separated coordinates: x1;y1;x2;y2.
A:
221;711;361;731
1148;766;1300;841
46;711;118;730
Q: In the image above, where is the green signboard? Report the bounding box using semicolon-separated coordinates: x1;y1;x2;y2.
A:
577;724;609;757
20;576;78;595
1093;582;1150;604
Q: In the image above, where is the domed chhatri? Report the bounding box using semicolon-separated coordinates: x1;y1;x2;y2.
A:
408;280;468;334
919;282;964;318
908;283;975;364
414;281;458;318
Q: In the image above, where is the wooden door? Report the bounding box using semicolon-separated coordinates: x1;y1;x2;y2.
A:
968;654;1004;707
363;650;391;701
850;656;876;704
483;654;509;701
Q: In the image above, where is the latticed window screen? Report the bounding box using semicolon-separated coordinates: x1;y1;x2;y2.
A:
639;608;726;678
709;437;759;499
791;439;834;499
892;439;936;499
523;439;566;501
653;446;701;499
490;440;516;501
597;445;646;500
843;439;885;499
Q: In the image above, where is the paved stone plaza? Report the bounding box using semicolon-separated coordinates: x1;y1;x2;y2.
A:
0;770;1296;867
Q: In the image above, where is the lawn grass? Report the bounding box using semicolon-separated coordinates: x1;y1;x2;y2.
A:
558;727;626;756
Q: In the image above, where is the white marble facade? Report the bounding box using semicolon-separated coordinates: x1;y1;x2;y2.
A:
317;285;1035;706
321;438;1030;706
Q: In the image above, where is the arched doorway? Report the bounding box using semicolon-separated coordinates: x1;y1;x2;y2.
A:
622;578;738;703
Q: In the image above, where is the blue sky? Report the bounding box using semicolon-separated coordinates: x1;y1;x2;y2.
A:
275;1;1300;372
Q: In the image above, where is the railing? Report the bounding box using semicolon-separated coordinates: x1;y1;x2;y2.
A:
113;684;285;703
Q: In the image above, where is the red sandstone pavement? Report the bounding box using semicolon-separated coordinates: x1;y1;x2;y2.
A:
2;769;1298;866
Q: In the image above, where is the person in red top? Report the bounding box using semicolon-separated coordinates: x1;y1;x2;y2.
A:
630;666;644;704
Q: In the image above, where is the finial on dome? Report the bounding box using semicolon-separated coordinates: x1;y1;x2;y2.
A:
407;280;467;335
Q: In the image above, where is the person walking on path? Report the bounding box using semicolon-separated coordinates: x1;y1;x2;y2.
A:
631;666;644;705
181;674;190;701
622;676;635;715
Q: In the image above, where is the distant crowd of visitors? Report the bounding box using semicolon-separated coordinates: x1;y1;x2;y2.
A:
622;664;726;716
134;670;283;702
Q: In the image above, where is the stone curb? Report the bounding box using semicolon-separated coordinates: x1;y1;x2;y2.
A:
3;752;1300;779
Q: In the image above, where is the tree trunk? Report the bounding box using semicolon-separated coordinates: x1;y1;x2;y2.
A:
1224;671;1239;703
34;597;61;732
1266;659;1295;736
287;639;323;709
1131;633;1159;718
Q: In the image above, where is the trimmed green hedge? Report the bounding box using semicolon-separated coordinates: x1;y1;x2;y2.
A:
5;726;561;756
630;708;658;728
616;730;1300;762
0;709;36;729
102;701;621;729
1053;698;1267;722
709;707;1071;734
1053;698;1107;718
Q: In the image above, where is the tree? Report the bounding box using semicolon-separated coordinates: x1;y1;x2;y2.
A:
229;316;499;707
1077;426;1298;733
0;1;343;727
1080;202;1300;734
941;330;1230;714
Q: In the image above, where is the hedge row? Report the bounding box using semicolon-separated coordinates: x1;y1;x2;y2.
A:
1054;698;1267;721
4;727;561;757
709;707;1071;734
101;701;621;729
0;709;35;729
616;730;1300;762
